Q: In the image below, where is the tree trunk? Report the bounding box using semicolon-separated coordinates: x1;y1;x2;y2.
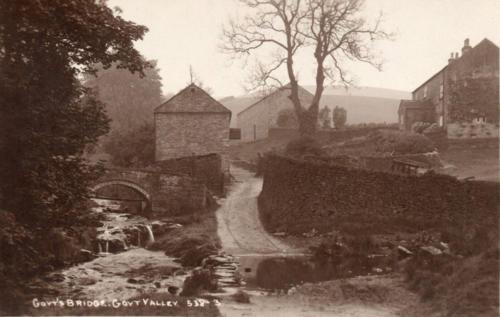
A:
298;107;318;136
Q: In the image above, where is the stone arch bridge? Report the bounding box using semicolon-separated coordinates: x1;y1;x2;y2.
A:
90;168;208;215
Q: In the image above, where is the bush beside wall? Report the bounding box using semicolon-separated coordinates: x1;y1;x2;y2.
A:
258;155;499;237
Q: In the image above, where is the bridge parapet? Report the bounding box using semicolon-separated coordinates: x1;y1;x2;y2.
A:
91;168;207;216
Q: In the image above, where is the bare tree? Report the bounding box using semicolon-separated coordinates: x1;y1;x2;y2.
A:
188;65;214;95
222;0;390;135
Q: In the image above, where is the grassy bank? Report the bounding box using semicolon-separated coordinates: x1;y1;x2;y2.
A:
403;246;499;317
150;203;221;268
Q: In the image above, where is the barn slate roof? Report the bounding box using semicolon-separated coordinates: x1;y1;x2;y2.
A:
237;84;314;116
154;84;231;114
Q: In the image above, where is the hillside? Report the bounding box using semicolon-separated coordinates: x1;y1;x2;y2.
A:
219;96;260;127
220;86;411;127
320;95;400;124
303;85;411;100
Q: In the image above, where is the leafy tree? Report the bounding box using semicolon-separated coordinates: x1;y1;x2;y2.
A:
83;61;163;134
0;0;149;225
276;108;299;128
222;0;389;135
333;106;347;129
104;123;155;168
318;106;332;129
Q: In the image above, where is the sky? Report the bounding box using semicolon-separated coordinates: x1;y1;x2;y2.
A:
109;0;500;98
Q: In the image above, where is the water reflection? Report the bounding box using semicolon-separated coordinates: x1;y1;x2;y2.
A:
239;255;390;293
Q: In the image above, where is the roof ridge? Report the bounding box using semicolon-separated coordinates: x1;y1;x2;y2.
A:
154;84;194;112
412;38;498;93
154;84;231;114
237;84;312;116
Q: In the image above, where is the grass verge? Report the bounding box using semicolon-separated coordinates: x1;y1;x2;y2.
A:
150;203;221;268
403;246;499;317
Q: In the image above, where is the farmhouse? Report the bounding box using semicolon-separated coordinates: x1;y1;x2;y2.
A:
399;38;499;138
154;84;231;170
237;85;314;142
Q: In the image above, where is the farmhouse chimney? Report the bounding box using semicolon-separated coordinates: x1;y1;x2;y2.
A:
448;52;455;64
462;38;471;55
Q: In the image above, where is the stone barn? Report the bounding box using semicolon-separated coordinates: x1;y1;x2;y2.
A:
154;83;231;171
237;85;314;142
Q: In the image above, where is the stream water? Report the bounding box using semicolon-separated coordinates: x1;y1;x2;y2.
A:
25;200;185;304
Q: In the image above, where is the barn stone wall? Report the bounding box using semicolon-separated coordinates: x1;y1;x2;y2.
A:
155;112;230;171
237;87;313;142
237;95;271;142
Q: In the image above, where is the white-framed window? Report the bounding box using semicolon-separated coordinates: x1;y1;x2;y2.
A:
423;85;428;98
439;84;444;99
439;115;444;127
473;117;486;124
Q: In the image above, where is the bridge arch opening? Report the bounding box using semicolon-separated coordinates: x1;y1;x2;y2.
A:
90;180;152;213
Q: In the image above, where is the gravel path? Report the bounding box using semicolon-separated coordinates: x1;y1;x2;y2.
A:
216;165;298;256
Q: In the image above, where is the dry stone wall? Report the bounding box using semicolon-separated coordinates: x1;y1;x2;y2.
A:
155;154;225;195
258;155;499;235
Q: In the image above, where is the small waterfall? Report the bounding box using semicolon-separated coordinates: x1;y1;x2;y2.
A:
146;225;155;243
137;229;141;247
105;241;109;253
122;240;128;250
98;242;102;253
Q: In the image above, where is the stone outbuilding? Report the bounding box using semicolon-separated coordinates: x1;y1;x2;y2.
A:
237;85;314;142
398;99;434;131
154;84;231;170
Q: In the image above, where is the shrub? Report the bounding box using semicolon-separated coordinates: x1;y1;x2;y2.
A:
232;290;251;303
411;121;431;134
333;106;347;129
276;108;298;128
404;247;499;315
103;123;155;168
318;106;332;129
180;242;218;267
284;136;325;158
368;130;435;154
180;268;218;296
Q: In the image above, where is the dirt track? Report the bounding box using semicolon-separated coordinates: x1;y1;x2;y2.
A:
216;165;419;317
216;165;298;255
